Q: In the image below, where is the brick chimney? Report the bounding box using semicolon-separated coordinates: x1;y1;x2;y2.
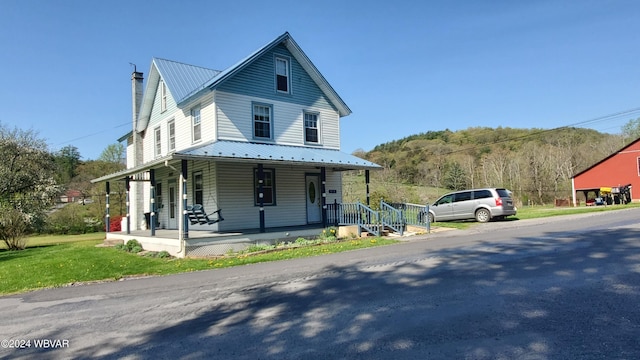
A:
131;70;145;230
131;71;144;167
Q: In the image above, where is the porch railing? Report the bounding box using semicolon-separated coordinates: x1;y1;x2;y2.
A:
327;200;381;236
328;200;431;235
380;200;404;236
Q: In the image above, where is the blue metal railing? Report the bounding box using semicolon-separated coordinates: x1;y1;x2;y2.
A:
357;202;380;237
326;200;430;235
380;200;404;236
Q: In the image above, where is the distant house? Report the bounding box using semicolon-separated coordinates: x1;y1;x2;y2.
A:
59;189;81;204
93;32;380;257
571;138;640;205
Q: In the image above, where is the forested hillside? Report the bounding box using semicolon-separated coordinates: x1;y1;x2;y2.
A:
350;127;627;206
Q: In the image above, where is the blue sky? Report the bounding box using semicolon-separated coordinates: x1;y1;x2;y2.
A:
2;0;640;160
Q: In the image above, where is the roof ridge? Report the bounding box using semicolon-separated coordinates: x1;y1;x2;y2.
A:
153;57;221;72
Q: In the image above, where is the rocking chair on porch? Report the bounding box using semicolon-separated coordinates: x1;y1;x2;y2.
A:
186;204;224;225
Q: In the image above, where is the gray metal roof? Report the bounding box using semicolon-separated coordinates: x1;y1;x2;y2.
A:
92;141;380;183
174;32;351;116
153;58;220;104
176;140;380;169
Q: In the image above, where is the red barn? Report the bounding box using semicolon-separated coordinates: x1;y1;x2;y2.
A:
572;138;640;206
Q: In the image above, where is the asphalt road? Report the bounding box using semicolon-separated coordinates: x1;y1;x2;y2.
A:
2;208;640;359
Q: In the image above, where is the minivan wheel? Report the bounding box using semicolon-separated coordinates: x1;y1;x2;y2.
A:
428;213;435;223
475;208;491;223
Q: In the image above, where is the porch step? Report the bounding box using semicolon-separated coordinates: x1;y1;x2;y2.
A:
360;228;391;237
100;239;124;247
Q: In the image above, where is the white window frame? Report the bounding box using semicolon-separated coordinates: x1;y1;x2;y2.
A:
253;103;273;140
304;111;319;144
167;119;176;152
191;107;201;143
154;126;162;158
275;55;290;94
160;80;167;112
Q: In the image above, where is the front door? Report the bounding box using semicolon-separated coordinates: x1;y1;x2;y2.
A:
168;180;177;229
306;175;322;224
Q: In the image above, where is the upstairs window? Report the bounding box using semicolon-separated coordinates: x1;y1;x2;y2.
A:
191;107;201;142
154;127;161;157
253;103;272;140
304;112;319;143
167;119;176;152
160;80;167;112
275;56;290;93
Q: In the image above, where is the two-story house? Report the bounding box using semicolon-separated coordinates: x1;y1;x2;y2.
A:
93;32;380;257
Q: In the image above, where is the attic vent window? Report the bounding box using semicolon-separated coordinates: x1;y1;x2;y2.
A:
275;56;290;93
160;80;167;112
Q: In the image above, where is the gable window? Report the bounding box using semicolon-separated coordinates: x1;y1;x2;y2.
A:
167;119;176;152
637;157;640;176
191;107;201;142
253;103;272;140
304;112;319;143
254;168;276;206
193;171;203;205
154;127;161;158
275;56;290;93
160;80;167;112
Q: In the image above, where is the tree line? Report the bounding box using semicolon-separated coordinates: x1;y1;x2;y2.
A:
353;125;636;206
0;122;125;250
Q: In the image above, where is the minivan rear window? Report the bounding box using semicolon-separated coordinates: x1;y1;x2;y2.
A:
496;189;511;197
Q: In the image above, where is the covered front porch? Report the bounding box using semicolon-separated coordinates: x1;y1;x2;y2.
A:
92;141;382;258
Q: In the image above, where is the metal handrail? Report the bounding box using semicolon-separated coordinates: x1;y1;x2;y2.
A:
357;202;380;236
380;200;404;236
326;201;430;235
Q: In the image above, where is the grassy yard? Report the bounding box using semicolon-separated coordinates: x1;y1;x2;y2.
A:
0;234;397;295
2;202;638;295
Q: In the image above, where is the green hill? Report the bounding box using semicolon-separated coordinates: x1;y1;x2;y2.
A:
346;127;625;206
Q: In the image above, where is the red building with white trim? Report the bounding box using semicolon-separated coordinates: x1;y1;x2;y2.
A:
572;138;640;206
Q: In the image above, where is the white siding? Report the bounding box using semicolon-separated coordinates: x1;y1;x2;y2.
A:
186;160;220;231
140;83;216;162
325;171;343;205
131;159;343;232
216;91;341;149
216;162;333;231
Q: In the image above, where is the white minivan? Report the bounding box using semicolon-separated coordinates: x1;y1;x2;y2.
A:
428;188;517;223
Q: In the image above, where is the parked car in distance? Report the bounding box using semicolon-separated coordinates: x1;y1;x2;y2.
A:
428;188;517;223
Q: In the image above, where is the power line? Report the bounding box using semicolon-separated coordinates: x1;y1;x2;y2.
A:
56;122;131;146
439;107;640;156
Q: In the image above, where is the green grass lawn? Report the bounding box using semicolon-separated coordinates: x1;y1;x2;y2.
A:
0;235;396;295
2;203;638;296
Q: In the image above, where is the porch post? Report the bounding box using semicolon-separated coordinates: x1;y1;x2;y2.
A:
258;164;265;233
105;181;110;233
181;159;189;240
125;176;131;234
149;169;156;236
321;167;327;228
365;170;371;206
